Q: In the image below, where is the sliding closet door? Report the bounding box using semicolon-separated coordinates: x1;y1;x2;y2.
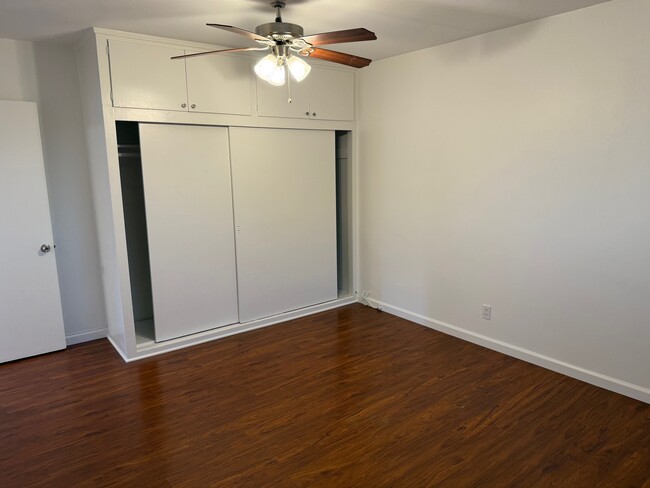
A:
139;124;238;341
230;127;337;323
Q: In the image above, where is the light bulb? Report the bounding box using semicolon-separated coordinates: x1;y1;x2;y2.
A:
254;54;278;81
267;64;286;86
287;55;311;82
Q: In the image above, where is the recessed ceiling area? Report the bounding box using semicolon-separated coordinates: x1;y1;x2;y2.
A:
0;0;610;60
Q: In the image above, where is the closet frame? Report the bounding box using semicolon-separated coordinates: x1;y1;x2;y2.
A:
76;27;360;361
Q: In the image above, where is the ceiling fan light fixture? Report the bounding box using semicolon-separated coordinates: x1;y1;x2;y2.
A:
287;55;311;82
176;3;376;80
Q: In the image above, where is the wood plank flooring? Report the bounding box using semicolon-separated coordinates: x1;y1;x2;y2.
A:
1;304;649;487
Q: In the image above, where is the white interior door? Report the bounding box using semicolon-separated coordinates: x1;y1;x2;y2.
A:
0;101;66;362
230;127;337;323
139;124;239;342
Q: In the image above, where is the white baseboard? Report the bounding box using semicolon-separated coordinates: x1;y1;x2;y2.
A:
107;335;129;362
367;298;650;404
65;327;108;346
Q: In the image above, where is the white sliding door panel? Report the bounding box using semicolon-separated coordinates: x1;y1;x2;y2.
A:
230;127;337;323
0;101;66;362
139;124;238;341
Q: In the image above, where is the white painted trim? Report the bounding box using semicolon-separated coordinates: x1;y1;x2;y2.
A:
107;335;129;362
367;298;650;404
65;327;107;345
111;296;357;362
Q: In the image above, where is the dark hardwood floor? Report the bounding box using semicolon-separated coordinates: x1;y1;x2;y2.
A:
1;304;648;487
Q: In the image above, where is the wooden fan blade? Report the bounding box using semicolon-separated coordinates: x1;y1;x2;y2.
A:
303;48;372;68
301;28;376;46
171;47;267;60
207;23;268;42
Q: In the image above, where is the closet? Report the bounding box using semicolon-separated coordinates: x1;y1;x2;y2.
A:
77;28;356;360
118;123;338;343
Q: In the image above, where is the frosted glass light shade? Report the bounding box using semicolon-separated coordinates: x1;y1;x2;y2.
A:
255;53;286;86
267;65;286;86
287;55;311;82
254;54;278;81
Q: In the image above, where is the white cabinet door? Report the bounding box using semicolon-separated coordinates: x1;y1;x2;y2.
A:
186;53;253;115
256;76;310;119
0;101;66;362
256;66;354;120
309;68;355;121
139;124;238;341
230;127;337;323
109;40;188;111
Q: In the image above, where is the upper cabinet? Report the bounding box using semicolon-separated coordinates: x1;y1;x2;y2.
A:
256;67;355;121
106;36;354;121
309;68;355;121
185;53;253;116
256;75;311;119
109;40;187;112
108;39;253;115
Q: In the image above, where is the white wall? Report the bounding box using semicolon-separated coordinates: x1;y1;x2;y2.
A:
0;39;38;100
357;0;650;402
0;38;106;343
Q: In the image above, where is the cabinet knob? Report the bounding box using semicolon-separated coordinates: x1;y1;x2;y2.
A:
312;112;317;117
191;104;196;109
40;244;51;253
305;111;310;116
181;103;187;108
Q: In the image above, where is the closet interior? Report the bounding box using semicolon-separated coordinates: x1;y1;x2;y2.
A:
117;122;154;345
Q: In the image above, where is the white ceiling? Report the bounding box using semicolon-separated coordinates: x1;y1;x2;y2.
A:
0;0;610;60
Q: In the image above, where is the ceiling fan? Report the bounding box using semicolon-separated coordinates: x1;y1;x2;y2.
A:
171;0;377;86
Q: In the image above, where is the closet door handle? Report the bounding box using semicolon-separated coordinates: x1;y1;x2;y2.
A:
181;103;187;108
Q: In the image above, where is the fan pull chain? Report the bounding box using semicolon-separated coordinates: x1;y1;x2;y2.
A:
287;68;292;104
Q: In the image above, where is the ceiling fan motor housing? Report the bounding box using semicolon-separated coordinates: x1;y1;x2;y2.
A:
255;22;304;41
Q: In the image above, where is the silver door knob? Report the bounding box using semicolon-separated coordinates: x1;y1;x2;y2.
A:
181;103;187;108
40;244;51;253
191;104;196;109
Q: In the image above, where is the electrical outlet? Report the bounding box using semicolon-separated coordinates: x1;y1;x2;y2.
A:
482;304;492;320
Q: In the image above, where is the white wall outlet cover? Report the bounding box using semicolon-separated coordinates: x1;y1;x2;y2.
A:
482;305;492;320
